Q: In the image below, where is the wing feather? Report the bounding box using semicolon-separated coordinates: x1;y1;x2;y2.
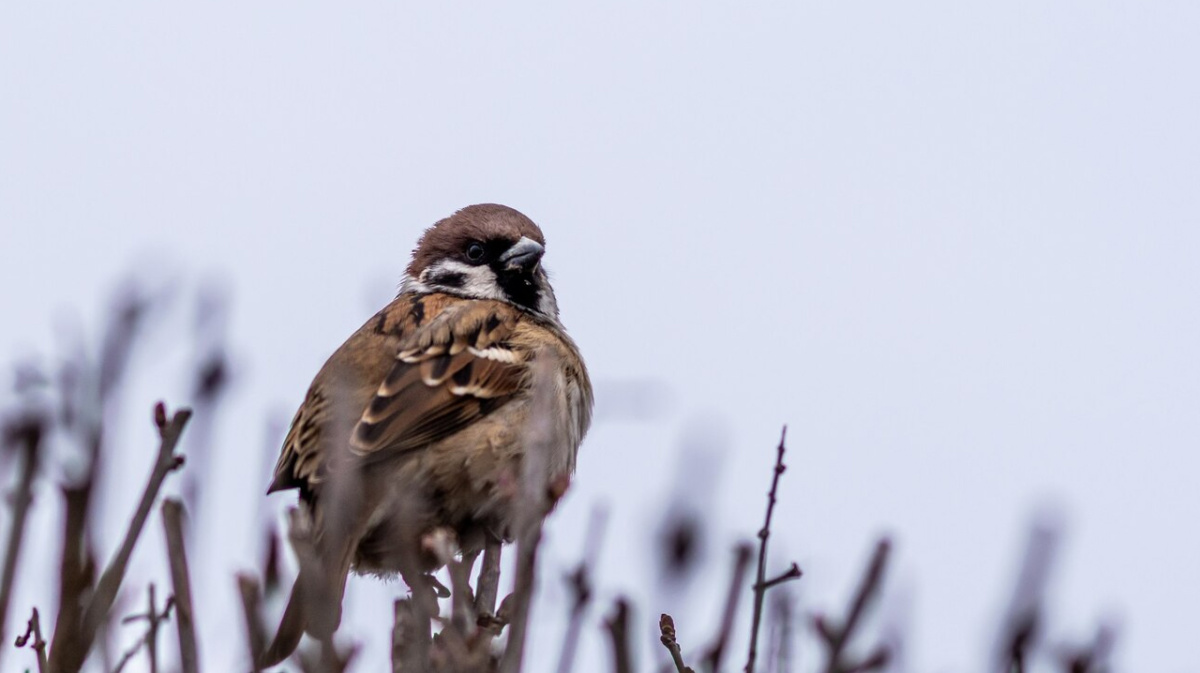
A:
351;302;527;456
267;294;532;495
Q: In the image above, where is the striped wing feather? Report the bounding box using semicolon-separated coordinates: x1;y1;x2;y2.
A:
351;302;528;456
268;296;528;495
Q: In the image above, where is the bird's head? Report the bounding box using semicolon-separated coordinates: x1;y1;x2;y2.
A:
401;204;559;319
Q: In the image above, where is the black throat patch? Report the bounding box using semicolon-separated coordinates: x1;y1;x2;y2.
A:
494;267;541;312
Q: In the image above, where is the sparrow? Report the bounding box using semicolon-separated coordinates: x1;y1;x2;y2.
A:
260;204;593;665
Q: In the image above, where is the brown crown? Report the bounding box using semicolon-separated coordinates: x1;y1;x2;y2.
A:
407;204;547;277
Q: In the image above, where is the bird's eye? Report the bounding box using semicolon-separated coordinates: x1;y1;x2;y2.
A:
466;242;486;263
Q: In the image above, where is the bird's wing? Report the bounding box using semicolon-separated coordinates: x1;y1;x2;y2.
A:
350;299;529;456
270;384;331;494
269;294;431;494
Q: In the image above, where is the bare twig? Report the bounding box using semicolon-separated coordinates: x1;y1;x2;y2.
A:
78;403;192;659
453;549;481;638
704;543;755;672
746;427;802;673
392;599;419;673
14;606;49;673
112;584;174;673
0;414;44;664
497;520;544;673
556;506;609;673
499;354;563;673
1061;622;1116;673
44;286;157;672
161;498;200;673
660;614;696;673
448;561;477;640
424;528;475;640
814;538;892;673
993;519;1060;673
764;591;795;673
47;471;97;672
474;538;502;621
760;564;803;592
180;283;232;530
604;598;635;673
236;573;266;673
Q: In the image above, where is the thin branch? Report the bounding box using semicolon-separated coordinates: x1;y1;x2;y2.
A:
994;520;1060;673
78;403;192;657
704;543;755;672
47;466;98;672
1062;622;1116;673
556;506;609;673
112;584;174;673
473;538;502;622
604;598;634;673
14;606;49;673
0;415;44;664
448;560;476;640
746;427;802;673
499;354;562;673
161;498;200;673
391;599;419;673
759;564;803;592
424;528;475;640
236;574;266;673
764;590;795;673
496;519;544;673
659;614;695;673
815;538;892;673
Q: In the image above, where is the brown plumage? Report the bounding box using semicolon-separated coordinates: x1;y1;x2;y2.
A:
260;204;592;666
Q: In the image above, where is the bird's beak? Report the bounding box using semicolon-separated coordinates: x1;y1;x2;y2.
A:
499;236;545;272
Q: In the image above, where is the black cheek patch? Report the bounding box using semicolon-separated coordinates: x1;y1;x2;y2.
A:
433;271;466;289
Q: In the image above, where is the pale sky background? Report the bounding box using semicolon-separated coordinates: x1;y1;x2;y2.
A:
2;2;1198;672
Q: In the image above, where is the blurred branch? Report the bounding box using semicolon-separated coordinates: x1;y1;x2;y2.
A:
181;283;232;533
112;584;174;673
604;598;634;673
236;574;266;673
391;599;420;673
814;538;892;673
77;403;192;661
497;521;543;673
0;412;45;662
994;519;1061;673
425;528;493;672
556;506;609;673
746;426;802;673
47;465;98;672
764;591;795;673
14;606;49;673
659;614;695;673
1064;624;1116;673
297;640;358;673
703;543;754;672
97;286;153;403
499;354;561;673
473;538;502;623
161;499;200;673
450;550;479;637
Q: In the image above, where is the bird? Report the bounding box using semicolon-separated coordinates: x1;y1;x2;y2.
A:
259;203;593;665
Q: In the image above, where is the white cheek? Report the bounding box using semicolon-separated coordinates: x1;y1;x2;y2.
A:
461;269;507;300
424;260;508;301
